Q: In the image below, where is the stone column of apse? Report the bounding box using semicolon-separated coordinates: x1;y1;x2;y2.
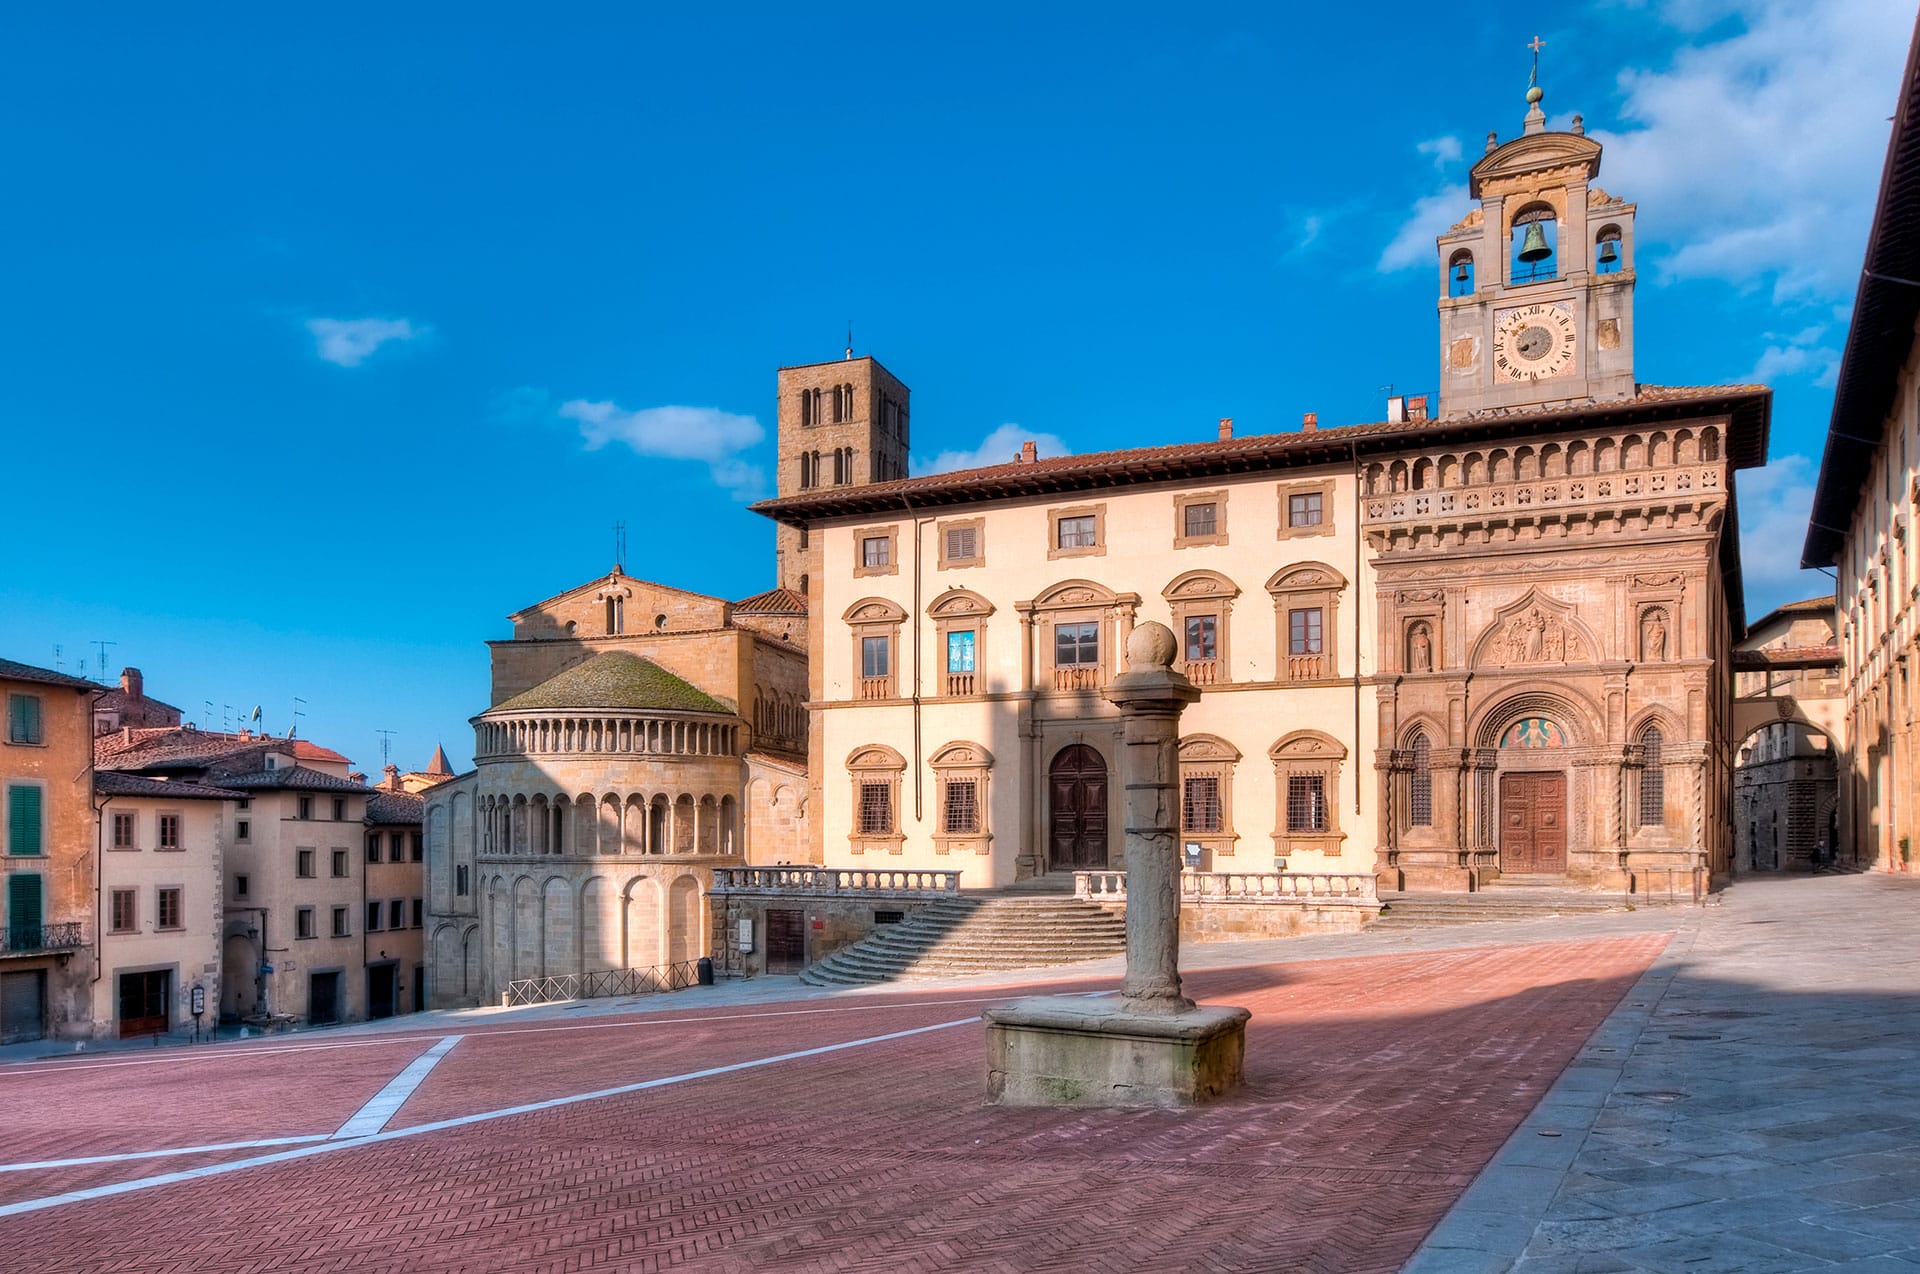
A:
1104;621;1201;1011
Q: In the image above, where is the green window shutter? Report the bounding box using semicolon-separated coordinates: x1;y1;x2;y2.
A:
8;786;42;856
8;694;41;744
7;873;42;935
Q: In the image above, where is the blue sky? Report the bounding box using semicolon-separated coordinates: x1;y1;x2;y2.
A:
2;1;1908;772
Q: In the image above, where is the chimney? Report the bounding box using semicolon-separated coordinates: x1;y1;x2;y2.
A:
383;763;401;791
1302;412;1318;433
1020;440;1037;464
1407;395;1430;421
1387;396;1406;423
1218;417;1233;440
120;667;143;699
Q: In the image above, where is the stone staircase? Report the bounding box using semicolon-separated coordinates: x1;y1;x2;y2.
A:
1371;880;1644;929
798;894;1127;986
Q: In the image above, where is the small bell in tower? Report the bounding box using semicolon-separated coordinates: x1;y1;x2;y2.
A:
1452;261;1470;286
1517;221;1553;263
1597;236;1619;267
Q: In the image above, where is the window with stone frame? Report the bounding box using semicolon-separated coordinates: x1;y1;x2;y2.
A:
367;900;383;932
843;598;907;701
1636;724;1668;829
851;525;900;578
1047;503;1107;560
296;906;316;939
109;888;136;934
331;906;350;938
1025;580;1131;693
929;589;993;697
937;518;985;570
930;741;993;855
1270;730;1346;857
1163;570;1238;686
1267;563;1345;682
1407;730;1434;828
1277;479;1336;540
111;810;136;850
156;812;181;850
847;745;907;855
1173;490;1229;549
1178;734;1240;861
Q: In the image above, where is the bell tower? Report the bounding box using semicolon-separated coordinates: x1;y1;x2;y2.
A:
772;352;911;596
1436;60;1636;416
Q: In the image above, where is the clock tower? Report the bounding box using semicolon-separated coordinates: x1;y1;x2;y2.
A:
1435;75;1636;415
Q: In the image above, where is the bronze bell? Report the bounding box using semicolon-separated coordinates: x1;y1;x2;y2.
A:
1597;236;1620;266
1452;261;1470;285
1517;221;1553;263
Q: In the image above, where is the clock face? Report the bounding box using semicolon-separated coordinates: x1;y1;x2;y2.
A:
1492;303;1576;382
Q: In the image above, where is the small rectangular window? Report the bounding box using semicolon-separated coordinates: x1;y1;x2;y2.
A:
367;836;381;864
296;907;316;940
237;799;250;811
236;819;250;841
331;849;348;878
1289;492;1324;527
1289;608;1324;655
156;887;182;930
332;906;350;938
235;873;250;899
7;785;42;856
297;797;313;821
410;832;424;863
367;901;383;931
1183;502;1218;538
392;835;407;864
297;849;316;878
411;897;424;928
1183;776;1223;834
7;694;43;745
943;779;980;834
858;781;893;835
1184;615;1217;662
332;798;346;821
456;864;471;896
946;526;977;561
861;536;890;568
1055;621;1100;667
111;811;137;849
110;888;137;934
390;899;405;930
861;635;891;679
1287;775;1328;832
1057;515;1097;549
947;630;976;674
157;814;181;850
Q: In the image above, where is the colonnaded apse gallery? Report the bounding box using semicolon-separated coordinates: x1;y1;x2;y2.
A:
425;79;1770;1003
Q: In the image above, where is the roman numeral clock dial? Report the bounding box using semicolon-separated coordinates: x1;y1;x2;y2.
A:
1492;303;1576;382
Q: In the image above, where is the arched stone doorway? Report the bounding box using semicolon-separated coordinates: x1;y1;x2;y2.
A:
1494;715;1570;875
1048;744;1109;870
1733;719;1838;872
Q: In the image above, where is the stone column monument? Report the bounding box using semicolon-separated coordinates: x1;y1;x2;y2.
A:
983;622;1251;1107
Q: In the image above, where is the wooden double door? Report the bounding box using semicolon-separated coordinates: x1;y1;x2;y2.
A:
1049;745;1110;869
117;970;169;1039
1499;771;1567;874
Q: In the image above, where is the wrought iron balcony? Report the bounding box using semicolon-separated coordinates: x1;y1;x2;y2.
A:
1;922;84;957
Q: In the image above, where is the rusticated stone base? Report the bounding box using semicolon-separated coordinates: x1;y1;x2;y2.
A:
983;996;1251;1108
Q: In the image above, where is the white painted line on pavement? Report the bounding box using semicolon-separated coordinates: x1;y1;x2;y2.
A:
0;1135;331;1173
332;1035;463;1139
0;1014;978;1219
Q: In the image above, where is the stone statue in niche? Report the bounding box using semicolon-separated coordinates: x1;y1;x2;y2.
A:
1408;622;1434;672
1641;608;1669;662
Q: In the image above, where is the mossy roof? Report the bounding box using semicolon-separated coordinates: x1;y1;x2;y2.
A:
494;652;732;715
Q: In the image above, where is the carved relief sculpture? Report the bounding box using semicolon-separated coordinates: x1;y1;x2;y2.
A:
1641;607;1669;662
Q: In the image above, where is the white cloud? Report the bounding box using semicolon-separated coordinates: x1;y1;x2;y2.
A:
1747;336;1840;386
1739;453;1833;608
1596;0;1910;301
1378;185;1468;272
306;317;420;368
558;400;767;500
1417;135;1463;168
912;423;1072;476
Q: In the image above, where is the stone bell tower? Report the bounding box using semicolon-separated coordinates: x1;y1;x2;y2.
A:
772;352;911;596
1436;68;1637;416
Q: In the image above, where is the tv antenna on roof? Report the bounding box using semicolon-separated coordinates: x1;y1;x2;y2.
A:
92;640;117;677
845;321;853;360
51;643;62;673
376;729;395;766
290;696;306;739
612;521;626;572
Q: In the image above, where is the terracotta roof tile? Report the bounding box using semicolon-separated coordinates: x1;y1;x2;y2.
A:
491;651;734;715
217;766;369;793
734;587;808;615
0;657;98;692
94;772;246;801
366;790;425;825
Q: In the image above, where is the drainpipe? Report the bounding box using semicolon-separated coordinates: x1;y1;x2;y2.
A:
904;494;925;822
87;686;107;1009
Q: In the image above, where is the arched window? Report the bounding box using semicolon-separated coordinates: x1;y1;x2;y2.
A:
1595;225;1623;275
1509;202;1558;284
1408;731;1432;827
604;595;624;635
1637;726;1666;827
1448;249;1475;297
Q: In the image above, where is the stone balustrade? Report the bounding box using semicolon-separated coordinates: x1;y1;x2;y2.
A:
474;710;742;762
1363;466;1723;527
1075;870;1378;904
709;866;962;897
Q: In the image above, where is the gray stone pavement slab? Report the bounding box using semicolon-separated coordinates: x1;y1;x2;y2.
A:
1410;872;1920;1273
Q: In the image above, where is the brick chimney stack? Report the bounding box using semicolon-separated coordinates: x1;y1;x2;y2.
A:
1218;417;1233;440
1020;440;1037;464
120;667;143;699
1302;412;1318;433
1407;395;1430;421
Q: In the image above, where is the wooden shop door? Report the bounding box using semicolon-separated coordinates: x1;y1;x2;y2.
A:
765;908;805;974
1499;772;1568;874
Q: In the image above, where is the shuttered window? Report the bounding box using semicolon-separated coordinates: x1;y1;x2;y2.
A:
7;694;42;745
8;786;42;856
7;873;43;938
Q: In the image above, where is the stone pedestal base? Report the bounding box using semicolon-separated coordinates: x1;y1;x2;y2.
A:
983;996;1251;1108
